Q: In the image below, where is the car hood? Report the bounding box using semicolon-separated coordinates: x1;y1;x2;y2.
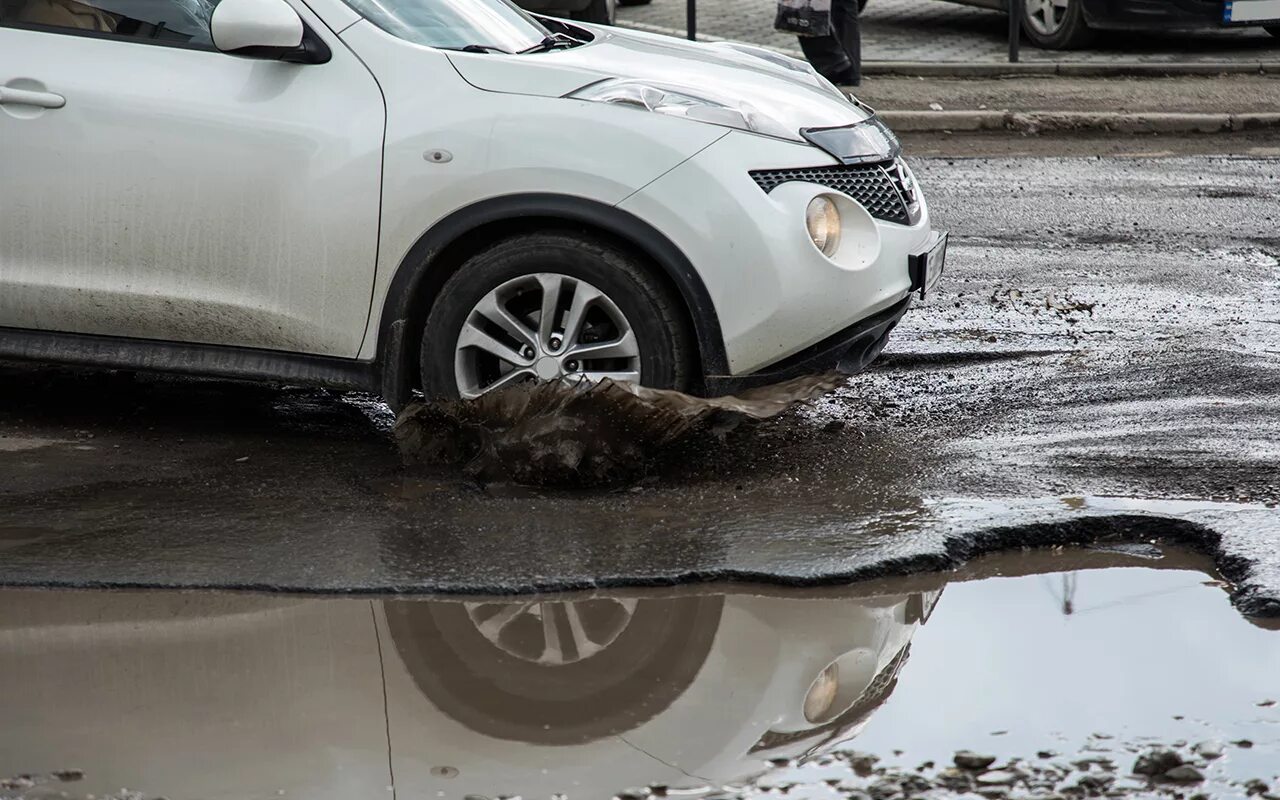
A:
445;26;871;136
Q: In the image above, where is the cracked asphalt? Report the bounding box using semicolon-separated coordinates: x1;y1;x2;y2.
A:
1;147;1278;618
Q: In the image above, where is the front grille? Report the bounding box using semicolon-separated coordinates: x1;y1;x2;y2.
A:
750;161;914;225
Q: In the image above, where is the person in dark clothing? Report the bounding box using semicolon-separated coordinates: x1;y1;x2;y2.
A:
797;0;861;87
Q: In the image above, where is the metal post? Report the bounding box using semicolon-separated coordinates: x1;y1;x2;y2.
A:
1008;0;1021;62
687;0;696;40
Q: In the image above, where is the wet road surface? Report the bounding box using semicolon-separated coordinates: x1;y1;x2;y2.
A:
0;154;1278;616
2;547;1277;800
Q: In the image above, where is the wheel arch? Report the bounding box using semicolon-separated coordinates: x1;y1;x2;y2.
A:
375;194;729;409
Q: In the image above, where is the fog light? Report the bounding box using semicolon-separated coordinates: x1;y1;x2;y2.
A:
803;662;840;723
806;196;842;258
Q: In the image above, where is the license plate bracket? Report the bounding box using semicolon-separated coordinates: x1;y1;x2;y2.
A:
908;231;948;300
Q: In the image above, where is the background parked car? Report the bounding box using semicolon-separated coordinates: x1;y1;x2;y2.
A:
862;0;1280;49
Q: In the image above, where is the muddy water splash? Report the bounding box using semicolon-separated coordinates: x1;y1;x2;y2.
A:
394;374;846;487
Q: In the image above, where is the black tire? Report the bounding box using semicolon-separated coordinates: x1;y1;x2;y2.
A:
571;0;615;24
1266;25;1280;37
420;232;692;400
383;596;725;745
1020;0;1094;49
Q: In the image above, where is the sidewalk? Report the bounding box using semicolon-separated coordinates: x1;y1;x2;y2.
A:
858;74;1280;132
617;0;1280;65
857;74;1280;112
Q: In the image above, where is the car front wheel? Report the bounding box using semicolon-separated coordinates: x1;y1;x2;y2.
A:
1021;0;1094;48
419;232;692;400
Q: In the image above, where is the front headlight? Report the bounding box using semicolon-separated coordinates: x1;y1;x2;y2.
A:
803;662;840;723
569;79;801;141
802;118;901;165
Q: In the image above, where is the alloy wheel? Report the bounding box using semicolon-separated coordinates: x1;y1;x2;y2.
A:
1024;0;1069;35
463;598;641;666
453;272;642;399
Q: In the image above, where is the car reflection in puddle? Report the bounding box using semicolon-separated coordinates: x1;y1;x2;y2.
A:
0;584;938;800
0;545;1277;800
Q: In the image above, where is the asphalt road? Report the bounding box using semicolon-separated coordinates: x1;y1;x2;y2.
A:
2;142;1278;618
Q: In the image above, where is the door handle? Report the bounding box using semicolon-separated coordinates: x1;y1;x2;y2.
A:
0;87;66;109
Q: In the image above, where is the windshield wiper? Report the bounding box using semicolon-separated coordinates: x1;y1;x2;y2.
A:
517;33;581;54
443;43;513;54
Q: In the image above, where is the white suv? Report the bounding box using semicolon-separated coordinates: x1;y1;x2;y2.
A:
0;0;944;408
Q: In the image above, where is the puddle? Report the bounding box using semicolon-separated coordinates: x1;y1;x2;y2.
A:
394;375;845;487
1;546;1277;800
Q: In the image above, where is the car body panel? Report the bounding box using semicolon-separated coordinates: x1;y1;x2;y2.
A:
0;6;385;357
619;131;929;375
339;20;729;363
446;25;870;133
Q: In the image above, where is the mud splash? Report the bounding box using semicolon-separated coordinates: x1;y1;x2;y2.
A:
394;375;846;487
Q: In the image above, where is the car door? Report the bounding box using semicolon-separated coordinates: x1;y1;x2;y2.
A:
0;0;384;358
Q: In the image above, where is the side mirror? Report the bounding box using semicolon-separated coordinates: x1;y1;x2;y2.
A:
211;0;328;63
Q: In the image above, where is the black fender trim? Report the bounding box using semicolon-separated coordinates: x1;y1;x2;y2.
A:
375;194;730;408
0;327;378;391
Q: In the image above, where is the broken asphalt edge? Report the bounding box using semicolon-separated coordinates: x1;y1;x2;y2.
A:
878;109;1280;134
3;512;1276;621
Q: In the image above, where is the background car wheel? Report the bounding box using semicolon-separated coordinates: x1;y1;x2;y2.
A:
572;0;616;24
420;232;692;400
383;596;725;745
1020;0;1094;49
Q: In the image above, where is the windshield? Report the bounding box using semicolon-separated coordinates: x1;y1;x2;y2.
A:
341;0;550;52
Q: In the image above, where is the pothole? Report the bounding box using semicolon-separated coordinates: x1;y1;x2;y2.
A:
1;545;1276;800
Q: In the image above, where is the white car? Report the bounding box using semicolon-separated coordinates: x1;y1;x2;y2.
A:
0;0;944;407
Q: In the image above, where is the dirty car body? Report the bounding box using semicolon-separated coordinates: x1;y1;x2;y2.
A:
0;0;942;408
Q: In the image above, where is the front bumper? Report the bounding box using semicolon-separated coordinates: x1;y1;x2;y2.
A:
704;296;909;395
618;131;935;387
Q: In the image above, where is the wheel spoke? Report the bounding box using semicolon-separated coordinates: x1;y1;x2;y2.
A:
458;319;532;367
560;283;603;348
474;602;533;639
565;329;639;361
579;369;642;385
540;602;569;664
536;273;566;347
473;366;536;399
473;293;537;351
560;602;597;657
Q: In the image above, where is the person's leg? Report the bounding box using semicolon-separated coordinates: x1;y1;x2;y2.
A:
797;0;861;86
833;0;861;86
798;34;849;85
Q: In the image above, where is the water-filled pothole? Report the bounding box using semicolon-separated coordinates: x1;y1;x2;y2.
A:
0;546;1275;800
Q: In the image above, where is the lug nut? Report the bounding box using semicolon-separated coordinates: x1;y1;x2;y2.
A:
520;346;535;360
549;337;562;351
565;360;579;372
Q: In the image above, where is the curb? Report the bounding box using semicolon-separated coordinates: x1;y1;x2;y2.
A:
878;109;1280;134
862;61;1280;77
